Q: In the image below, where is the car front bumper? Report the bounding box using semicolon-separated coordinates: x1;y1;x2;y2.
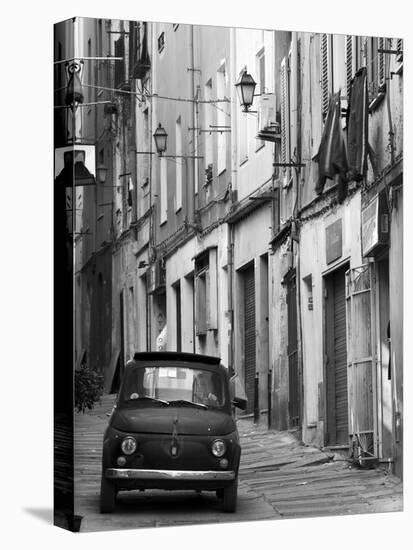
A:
105;468;236;481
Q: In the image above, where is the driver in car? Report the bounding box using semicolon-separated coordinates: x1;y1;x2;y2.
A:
193;372;219;406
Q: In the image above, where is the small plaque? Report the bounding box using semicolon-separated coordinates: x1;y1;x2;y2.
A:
325;219;342;264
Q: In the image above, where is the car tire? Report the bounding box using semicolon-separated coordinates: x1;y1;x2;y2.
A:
100;475;116;513
222;479;238;513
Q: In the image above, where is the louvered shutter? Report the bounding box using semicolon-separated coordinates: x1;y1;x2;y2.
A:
280;56;290;185
346;35;354;96
396;38;403;63
321;34;331;120
378;37;385;89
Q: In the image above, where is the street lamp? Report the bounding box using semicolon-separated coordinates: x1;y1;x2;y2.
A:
153;123;168;155
96;164;108;184
235;70;257;112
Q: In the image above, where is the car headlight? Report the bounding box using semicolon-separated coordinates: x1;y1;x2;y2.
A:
211;439;226;457
121;436;137;455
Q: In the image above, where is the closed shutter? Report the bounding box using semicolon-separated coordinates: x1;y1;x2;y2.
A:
378;37;385;89
244;266;256;414
287;276;301;427
396;38;403;63
333;270;348;444
346;265;378;463
325;265;348;446
280;56;290;186
321;34;332;120
346;35;354;97
114;37;125;88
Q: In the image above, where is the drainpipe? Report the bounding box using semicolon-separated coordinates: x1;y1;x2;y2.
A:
228;27;237;377
189;25;197;227
291;31;305;431
291;31;299;218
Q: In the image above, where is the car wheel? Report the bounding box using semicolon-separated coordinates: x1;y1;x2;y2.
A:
100;475;116;513
222;479;238;513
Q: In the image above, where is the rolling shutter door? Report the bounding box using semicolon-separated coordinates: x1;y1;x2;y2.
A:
325;265;348;446
333;270;348;444
287;276;301;427
244;266;256;414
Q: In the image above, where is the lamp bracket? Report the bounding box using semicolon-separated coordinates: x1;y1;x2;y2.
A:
273;162;305;168
163;155;204;159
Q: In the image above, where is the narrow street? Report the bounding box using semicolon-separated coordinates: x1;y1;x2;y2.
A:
74;395;402;532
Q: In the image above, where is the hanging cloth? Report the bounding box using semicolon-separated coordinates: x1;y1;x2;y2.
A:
314;91;348;202
347;67;369;181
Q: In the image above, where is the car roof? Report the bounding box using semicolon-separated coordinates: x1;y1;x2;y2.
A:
131;351;222;368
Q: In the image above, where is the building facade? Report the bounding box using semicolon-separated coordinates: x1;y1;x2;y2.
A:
55;18;403;478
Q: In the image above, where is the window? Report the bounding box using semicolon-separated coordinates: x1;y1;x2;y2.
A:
256;49;266;150
194;248;218;335
175;117;183;211
363;36;386;106
216;63;227;175
114;36;125;88
160;157;167;224
158;32;165;53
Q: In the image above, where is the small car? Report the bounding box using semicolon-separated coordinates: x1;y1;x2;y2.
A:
100;351;247;514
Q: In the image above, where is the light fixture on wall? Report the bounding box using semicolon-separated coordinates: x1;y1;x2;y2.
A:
152;122;203;159
235;69;257;112
153;123;168;156
96;164;108;184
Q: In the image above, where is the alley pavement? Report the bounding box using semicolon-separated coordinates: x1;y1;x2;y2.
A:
73;394;403;532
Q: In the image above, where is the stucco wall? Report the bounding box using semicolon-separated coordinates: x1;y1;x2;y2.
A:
298;191;362;445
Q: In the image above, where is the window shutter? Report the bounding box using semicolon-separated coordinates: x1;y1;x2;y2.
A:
207;248;218;330
346;35;354;96
396;38;403;63
321;34;331;120
195;271;207;335
378;37;385;89
280;56;290;184
114;37;125;88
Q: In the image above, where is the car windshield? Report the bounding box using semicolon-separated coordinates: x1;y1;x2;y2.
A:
119;365;226;409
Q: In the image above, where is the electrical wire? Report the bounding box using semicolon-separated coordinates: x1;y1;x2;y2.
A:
81;83;230;105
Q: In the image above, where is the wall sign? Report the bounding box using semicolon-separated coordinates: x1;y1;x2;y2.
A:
325;219;343;264
361;192;389;257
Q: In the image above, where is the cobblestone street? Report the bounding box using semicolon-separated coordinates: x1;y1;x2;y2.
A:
73;395;403;532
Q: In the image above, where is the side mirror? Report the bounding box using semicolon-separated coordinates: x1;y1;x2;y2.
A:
232;396;247;410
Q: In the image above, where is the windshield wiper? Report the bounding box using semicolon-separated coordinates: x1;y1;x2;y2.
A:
168;399;208;409
127;396;170;405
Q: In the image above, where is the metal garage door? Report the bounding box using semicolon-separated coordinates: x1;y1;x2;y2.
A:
287;275;301;427
325;265;349;446
244;265;256;414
